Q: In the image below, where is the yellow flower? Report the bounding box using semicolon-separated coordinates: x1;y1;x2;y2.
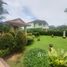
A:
48;48;58;57
59;60;64;64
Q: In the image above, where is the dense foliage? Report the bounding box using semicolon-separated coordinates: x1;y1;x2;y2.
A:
15;31;27;51
0;33;15;57
26;36;34;45
27;28;67;36
0;31;27;57
0;33;15;50
0;23;11;33
23;48;49;67
48;47;67;67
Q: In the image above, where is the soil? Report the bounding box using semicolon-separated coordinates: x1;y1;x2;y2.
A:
0;58;9;67
5;53;22;62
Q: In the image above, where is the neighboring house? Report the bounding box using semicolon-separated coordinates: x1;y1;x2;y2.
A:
27;20;49;30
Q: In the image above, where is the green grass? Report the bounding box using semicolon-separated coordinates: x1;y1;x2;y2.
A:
26;36;67;51
7;36;67;67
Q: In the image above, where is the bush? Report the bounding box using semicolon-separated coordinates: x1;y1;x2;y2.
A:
9;31;15;37
33;32;40;37
23;48;49;67
0;33;15;57
0;31;27;57
63;36;66;39
48;47;67;67
37;37;40;41
15;31;27;51
0;33;15;50
27;36;34;45
27;28;65;36
0;49;9;57
27;33;32;36
51;34;54;38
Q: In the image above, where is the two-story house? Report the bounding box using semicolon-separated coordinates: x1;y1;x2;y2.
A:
27;20;49;30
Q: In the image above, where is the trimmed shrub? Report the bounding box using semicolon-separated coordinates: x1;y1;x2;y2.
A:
63;36;66;39
51;34;54;38
27;28;65;36
33;32;40;37
0;31;28;57
27;36;34;45
37;37;40;41
15;31;27;51
23;48;49;67
0;33;15;50
0;33;15;57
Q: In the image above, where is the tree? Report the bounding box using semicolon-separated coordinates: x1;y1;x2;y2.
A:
49;25;56;30
0;23;11;33
56;25;67;31
0;0;8;22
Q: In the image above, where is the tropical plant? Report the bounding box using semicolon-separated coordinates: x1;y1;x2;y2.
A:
48;47;67;67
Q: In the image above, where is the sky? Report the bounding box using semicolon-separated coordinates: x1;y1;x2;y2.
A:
3;0;67;26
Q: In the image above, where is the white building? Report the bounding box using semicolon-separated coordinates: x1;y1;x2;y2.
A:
27;20;49;30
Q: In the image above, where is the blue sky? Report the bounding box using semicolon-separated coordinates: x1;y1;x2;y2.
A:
3;0;67;26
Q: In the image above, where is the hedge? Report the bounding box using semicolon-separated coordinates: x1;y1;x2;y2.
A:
27;28;66;36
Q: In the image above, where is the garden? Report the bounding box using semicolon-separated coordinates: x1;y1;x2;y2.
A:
0;24;67;67
0;0;67;67
6;35;67;67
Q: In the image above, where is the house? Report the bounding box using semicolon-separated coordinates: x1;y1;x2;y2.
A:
5;18;29;32
27;19;49;30
5;18;26;28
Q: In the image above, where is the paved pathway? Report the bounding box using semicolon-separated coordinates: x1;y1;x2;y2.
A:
0;58;9;67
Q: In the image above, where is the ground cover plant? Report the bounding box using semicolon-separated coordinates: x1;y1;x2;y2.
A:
23;48;49;67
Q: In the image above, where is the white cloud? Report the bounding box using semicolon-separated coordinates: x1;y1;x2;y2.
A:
3;0;67;26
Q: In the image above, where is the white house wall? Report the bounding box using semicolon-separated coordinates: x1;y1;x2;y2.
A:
27;23;49;29
27;23;34;29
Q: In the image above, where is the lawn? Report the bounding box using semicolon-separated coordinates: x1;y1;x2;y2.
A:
26;36;67;51
7;35;67;67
